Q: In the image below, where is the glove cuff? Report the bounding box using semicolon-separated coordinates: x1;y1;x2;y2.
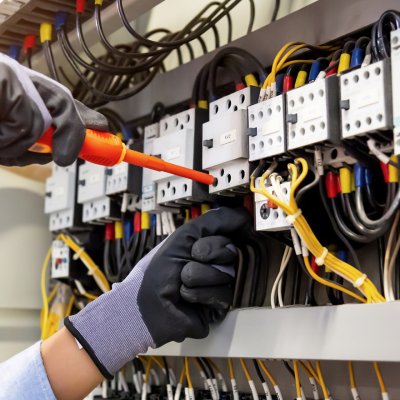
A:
64;317;113;379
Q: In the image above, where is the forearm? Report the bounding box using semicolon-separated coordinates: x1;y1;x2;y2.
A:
41;328;103;400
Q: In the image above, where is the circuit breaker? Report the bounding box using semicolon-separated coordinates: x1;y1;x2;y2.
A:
391;29;400;155
340;59;392;138
51;240;70;279
202;87;259;194
78;162;119;223
248;94;286;160
254;178;291;232
45;162;79;231
153;108;212;205
286;75;340;150
105;141;143;196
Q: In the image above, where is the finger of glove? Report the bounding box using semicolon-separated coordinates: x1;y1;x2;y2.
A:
31;76;85;167
0;151;52;166
74;100;109;131
191;235;237;264
180;285;233;309
0;63;46;158
207;307;228;323
181;207;251;240
181;261;234;288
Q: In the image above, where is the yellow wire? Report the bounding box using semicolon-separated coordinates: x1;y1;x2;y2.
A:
80;291;98;301
150;356;165;371
315;361;329;399
208;358;221;374
239;358;252;381
300;361;321;386
144;358;153;384
40;246;52;340
179;364;186;385
65;295;75;317
257;360;277;386
40;283;61;330
293;361;302;398
228;358;235;380
251;157;385;304
373;362;387;394
185;357;193;389
348;361;356;389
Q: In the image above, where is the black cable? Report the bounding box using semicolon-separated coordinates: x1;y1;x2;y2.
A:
26;48;32;69
283;361;294;377
252;359;266;384
271;0;280;22
378;237;385;294
201;358;215;380
247;0;255;33
43;41;59;81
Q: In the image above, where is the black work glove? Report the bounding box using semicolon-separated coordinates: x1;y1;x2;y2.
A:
65;207;251;378
0;53;108;166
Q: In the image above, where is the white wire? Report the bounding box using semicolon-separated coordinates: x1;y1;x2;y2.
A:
271;246;293;308
384;212;400;301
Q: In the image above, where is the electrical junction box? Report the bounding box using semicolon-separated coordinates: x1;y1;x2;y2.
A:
153;108;212;205
248;94;286;160
78;162;119;223
45;162;79;232
141;123;166;213
51;240;70;279
391;29;400;155
340;59;392;139
202;86;259;194
254;178;291;232
286;75;340;150
105;141;143;196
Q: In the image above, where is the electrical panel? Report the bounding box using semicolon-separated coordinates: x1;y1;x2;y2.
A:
286;76;340;150
202;87;259;194
340;59;392;138
248;94;286;160
44;162;78;232
254;178;291;232
391;29;400;155
153;108;212;205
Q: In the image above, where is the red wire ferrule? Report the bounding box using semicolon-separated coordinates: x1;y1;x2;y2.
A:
325;172;338;199
76;0;86;14
134;212;142;233
105;223;115;241
380;161;389;183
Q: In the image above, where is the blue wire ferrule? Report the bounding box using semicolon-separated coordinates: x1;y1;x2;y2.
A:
337;249;348;263
276;73;284;95
123;218;132;241
150;214;157;228
308;60;321;82
350;47;363;69
354;163;366;187
8;45;21;61
55;12;68;31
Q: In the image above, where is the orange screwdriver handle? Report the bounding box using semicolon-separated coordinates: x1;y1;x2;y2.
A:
32;127;215;185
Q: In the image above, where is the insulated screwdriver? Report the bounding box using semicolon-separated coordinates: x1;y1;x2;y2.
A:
30;127;215;186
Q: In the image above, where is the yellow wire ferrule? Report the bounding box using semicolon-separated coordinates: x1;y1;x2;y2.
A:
95;0;104;5
201;204;210;214
339;167;352;194
115;221;123;239
141;212;150;230
40;22;52;43
389;155;399;183
245;73;258;87
295;70;308;88
198;100;208;109
338;52;351;74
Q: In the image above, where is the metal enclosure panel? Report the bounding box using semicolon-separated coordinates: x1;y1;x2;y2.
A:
341;59;392;138
146;303;400;361
77;162;107;204
248;95;287;160
287;76;340;150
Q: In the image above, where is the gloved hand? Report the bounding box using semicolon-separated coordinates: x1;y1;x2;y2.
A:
65;207;250;378
0;53;108;166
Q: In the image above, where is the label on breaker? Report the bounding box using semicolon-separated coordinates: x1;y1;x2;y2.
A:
166;146;181;160
89;173;100;184
114;164;125;174
302;107;320;123
355;90;379;109
262;123;280;136
220;129;237;145
54;187;65;196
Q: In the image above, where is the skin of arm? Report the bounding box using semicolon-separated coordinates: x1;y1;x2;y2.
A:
41;327;104;400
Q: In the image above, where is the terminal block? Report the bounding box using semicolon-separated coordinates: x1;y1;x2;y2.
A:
78;162;119;223
391;30;400;154
153;108;212;205
202;87;259;194
286;75;340;150
248;94;286;160
254;178;291;232
105;140;143;196
45;162;79;232
340;59;392;139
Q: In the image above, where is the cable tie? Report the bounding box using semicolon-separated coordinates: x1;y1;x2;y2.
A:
353;273;367;288
315;247;328;266
72;246;85;260
286;209;302;224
